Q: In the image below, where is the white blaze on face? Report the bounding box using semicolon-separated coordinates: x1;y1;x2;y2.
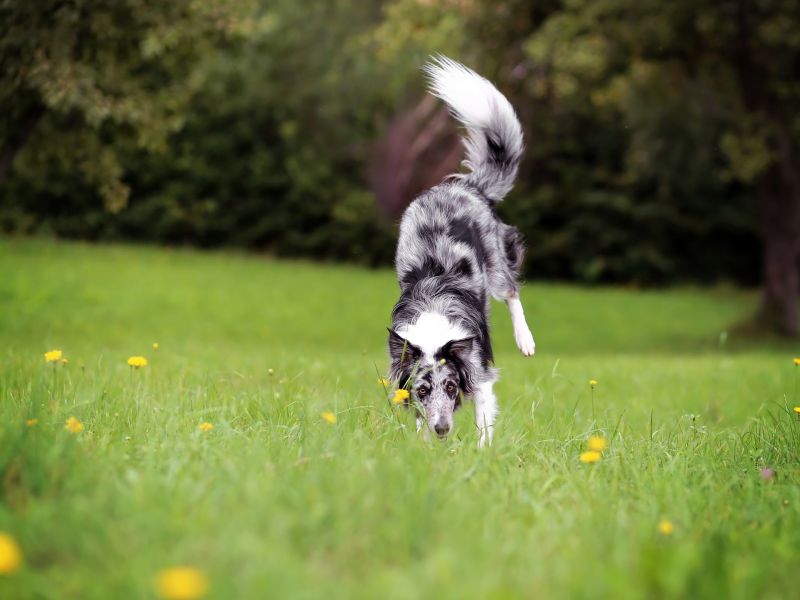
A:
394;312;468;362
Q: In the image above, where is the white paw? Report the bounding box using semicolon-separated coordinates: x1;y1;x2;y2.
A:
478;427;493;448
515;328;536;357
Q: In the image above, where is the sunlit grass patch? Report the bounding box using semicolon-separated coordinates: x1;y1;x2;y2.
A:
0;238;798;598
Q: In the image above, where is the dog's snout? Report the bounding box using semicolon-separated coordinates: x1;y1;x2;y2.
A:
434;421;450;437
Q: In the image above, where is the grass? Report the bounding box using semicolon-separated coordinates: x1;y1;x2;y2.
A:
1;237;799;599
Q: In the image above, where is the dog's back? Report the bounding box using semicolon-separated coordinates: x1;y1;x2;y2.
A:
393;57;526;359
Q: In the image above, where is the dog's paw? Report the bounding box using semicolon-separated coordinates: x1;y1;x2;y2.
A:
515;327;536;357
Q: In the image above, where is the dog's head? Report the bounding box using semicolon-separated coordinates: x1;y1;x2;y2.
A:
388;329;475;438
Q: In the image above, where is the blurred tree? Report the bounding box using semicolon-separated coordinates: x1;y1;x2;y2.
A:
120;0;397;263
505;0;798;334
0;0;252;211
440;0;758;288
366;0;467;215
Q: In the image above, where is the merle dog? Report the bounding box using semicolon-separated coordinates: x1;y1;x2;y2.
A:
388;57;535;447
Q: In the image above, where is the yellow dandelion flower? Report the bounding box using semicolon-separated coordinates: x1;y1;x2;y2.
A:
155;566;209;600
321;411;337;424
793;407;800;415
127;356;148;368
25;418;38;427
794;357;800;366
658;519;674;536
64;416;84;434
579;450;602;464
587;435;607;452
392;389;410;404
589;379;598;389
153;342;160;350
198;422;213;432
44;349;62;363
0;532;22;575
378;377;390;387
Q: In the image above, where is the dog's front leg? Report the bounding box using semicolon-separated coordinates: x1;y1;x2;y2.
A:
474;381;498;447
505;293;535;357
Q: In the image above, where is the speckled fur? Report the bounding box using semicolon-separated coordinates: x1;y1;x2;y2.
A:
387;57;535;444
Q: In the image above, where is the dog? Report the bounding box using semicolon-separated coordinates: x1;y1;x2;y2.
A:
387;56;535;447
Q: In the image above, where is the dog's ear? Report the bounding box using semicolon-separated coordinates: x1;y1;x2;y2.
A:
387;328;421;368
437;337;477;394
438;337;474;360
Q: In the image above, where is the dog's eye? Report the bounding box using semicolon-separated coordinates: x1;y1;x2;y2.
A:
417;387;428;397
446;383;457;394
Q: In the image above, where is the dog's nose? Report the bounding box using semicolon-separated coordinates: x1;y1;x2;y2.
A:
434;421;450;437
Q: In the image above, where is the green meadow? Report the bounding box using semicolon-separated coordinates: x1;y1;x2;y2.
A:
1;237;798;599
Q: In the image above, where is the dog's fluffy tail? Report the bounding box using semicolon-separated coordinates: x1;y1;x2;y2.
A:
423;55;523;202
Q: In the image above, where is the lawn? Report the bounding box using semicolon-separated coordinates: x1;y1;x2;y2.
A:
0;238;798;599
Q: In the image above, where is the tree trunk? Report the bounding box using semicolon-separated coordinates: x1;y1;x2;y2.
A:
369;96;461;218
731;0;800;335
757;142;800;336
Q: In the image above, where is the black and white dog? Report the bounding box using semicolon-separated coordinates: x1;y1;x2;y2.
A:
388;57;535;447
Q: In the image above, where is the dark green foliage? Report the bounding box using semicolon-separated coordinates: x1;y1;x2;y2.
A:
0;0;777;285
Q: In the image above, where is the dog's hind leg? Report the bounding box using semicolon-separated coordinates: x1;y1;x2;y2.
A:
474;380;498;447
492;225;535;357
506;294;535;357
